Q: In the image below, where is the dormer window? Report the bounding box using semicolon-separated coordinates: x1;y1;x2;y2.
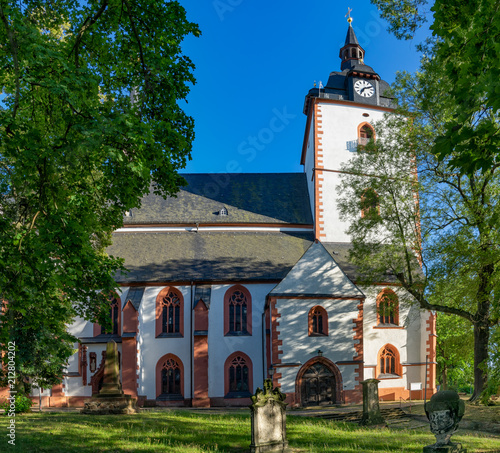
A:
125;209;133;217
219;207;228;216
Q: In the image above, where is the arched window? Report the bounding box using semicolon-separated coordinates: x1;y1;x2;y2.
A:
361;188;380;219
156;287;184;337
377;344;401;377
224;285;252;336
156;353;184;399
224;352;253;397
308;306;328;336
358;123;375;147
93;296;121;336
376;288;399;325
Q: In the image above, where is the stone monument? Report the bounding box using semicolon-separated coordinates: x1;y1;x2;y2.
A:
249;379;288;452
359;379;385;426
423;390;466;453
81;341;137;415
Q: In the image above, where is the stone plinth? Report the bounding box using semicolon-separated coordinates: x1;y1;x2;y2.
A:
423;444;466;453
81;341;138;415
359;379;385;426
423;390;466;452
250;379;288;452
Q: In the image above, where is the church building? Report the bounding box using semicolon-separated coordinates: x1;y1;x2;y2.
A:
37;22;436;408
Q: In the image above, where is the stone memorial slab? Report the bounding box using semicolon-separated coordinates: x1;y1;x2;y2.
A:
250;379;288;452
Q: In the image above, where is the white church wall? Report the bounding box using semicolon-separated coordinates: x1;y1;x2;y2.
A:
362;286;421;390
276;297;359;393
137;285;192;400
207;283;272;398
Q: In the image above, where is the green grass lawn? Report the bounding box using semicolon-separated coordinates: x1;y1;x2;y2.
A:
0;410;499;452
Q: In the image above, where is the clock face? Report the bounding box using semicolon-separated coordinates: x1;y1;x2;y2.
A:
354;80;375;98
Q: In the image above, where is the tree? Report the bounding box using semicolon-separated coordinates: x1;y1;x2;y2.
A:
336;101;500;400
435;314;474;392
371;0;500;173
0;1;199;391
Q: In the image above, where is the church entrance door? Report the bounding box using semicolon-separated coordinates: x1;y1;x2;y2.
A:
300;362;336;406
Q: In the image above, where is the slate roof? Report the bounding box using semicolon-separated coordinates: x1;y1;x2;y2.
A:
124;286;144;311
124;173;313;225
108;231;315;283
270;242;364;298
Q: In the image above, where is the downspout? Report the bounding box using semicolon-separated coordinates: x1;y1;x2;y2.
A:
190;281;194;406
262;310;266;383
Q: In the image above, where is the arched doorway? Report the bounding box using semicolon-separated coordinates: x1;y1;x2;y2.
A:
296;357;343;406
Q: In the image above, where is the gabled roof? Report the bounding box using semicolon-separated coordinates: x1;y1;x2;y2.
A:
108;231;314;283
269;241;364;298
124;173;313;226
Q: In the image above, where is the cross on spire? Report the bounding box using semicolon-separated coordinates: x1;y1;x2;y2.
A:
345;7;353;23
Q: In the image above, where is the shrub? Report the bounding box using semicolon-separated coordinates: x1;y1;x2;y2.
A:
0;394;33;414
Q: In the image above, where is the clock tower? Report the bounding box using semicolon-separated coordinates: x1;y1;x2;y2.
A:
301;18;397;242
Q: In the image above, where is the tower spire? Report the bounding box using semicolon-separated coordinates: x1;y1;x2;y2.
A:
339;16;365;71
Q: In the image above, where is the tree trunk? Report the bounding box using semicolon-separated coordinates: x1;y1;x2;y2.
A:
470;321;489;401
441;366;448;390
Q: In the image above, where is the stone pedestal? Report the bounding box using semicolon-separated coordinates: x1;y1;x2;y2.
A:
250;379;288;452
359;379;385;426
81;341;138;415
423;443;466;453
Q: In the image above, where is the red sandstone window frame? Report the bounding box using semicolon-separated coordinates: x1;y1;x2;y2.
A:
376;288;399;326
93;296;122;336
308;305;329;336
155;286;184;338
155;353;184;399
224;351;253;397
360;188;380;219
376;344;402;378
224;285;252;336
357;122;376;147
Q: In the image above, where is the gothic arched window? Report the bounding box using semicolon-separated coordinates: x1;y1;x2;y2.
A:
155;353;184;399
224;352;253;397
224;285;252;336
378;345;401;377
93;296;121;336
156;287;184;337
308;306;328;336
376;288;399;325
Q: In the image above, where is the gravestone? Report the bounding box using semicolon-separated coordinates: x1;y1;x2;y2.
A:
250;379;288;452
423;390;466;453
81;341;137;415
359;379;385;426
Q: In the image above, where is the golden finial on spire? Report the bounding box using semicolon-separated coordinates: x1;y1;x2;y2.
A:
346;7;353;23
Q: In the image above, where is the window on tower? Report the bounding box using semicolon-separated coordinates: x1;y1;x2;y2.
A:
358;124;375;147
361;188;380;219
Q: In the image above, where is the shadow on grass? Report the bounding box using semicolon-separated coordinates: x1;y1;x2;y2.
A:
0;411;498;452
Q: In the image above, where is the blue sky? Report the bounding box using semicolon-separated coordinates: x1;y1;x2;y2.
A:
179;0;432;174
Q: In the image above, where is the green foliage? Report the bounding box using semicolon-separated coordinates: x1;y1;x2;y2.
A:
370;0;429;40
0;394;33;414
371;0;500;173
337;105;500;399
435;314;474;391
0;1;199;388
